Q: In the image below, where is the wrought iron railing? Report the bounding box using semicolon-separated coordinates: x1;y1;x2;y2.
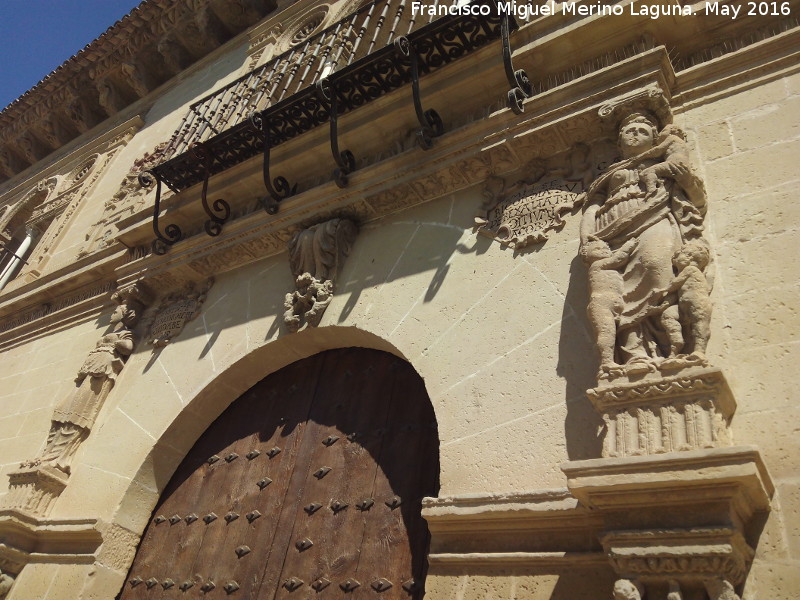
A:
143;0;530;254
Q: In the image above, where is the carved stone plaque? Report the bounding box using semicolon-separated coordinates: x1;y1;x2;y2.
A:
148;279;213;347
475;143;598;250
479;178;584;248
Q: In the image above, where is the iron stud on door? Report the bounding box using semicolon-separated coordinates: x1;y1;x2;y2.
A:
371;578;393;592
311;578;331;591
246;510;261;523
283;577;303;591
340;579;360;592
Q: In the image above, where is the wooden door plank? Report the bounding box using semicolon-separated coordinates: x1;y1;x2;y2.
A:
271;349;397;600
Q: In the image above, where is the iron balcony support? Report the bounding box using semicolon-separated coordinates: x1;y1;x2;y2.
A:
316;78;356;188
140;170;182;255
500;11;532;114
250;113;296;215
394;36;443;150
191;143;231;237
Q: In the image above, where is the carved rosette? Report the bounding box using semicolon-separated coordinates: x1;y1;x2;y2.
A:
284;218;357;332
589;368;735;458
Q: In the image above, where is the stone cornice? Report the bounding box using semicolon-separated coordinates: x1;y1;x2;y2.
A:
0;0;278;184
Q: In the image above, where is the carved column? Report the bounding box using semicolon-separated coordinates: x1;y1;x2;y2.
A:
561;93;773;600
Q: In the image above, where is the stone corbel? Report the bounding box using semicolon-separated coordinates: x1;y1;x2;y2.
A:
283;218;358;332
157;34;193;75
96;77;130;117
120;62;155;99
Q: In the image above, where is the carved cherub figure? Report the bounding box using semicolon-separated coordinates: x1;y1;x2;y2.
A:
635;124;692;196
0;569;13;599
580;236;639;376
613;579;644;600
652;240;712;362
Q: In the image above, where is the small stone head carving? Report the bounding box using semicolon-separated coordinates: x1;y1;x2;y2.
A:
618;111;659;157
673;240;710;272
580;237;611;263
613;579;644;600
110;286;145;328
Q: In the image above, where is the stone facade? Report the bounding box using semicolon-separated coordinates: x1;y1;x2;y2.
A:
0;1;798;598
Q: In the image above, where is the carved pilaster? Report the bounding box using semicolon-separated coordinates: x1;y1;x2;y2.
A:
6;283;150;516
562;89;773;599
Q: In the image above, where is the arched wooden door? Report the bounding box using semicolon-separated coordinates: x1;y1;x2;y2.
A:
119;348;439;600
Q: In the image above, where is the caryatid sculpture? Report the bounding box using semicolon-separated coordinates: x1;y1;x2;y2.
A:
580;111;713;379
21;285;145;474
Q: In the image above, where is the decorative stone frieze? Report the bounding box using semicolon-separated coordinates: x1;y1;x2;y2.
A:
146;278;214;347
7;284;149;516
603;528;752;586
284;218;357;332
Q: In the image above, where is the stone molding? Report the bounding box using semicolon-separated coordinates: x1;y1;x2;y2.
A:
602;528;753;586
422;490;605;566
0;0;278;184
0;510;101;575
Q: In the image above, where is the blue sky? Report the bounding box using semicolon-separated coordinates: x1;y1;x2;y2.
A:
0;0;144;110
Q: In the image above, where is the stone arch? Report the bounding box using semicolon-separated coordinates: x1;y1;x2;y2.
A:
93;326;440;597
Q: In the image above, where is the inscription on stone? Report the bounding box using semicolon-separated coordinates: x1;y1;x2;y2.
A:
481;178;584;248
148;279;214;347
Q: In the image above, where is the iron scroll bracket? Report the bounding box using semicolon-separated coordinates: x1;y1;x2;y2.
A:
140;170;182;255
316;78;356;188
500;12;532;114
249;113;296;215
394;36;444;150
190;143;231;237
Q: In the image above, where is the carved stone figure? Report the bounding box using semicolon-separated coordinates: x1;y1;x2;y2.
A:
0;569;13;599
704;578;740;600
581;111;711;378
284;218;357;332
21;285;144;474
666;580;683;600
613;579;644;600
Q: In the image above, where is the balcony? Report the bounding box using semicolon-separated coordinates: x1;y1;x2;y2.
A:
143;0;530;252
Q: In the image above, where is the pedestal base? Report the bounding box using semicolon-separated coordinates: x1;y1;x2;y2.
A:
6;466;69;518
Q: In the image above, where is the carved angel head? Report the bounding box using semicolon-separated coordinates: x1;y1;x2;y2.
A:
613;579;644;600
